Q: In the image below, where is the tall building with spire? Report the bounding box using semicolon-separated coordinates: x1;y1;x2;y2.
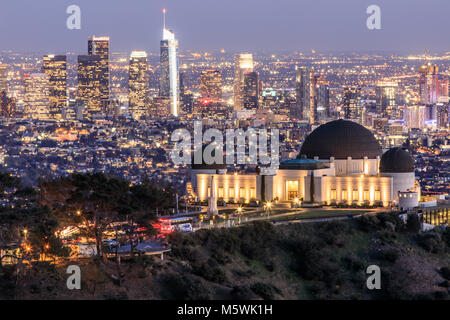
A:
159;9;179;117
233;53;254;110
128;51;150;120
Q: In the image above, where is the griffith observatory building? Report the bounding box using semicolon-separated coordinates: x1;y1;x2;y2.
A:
190;120;419;208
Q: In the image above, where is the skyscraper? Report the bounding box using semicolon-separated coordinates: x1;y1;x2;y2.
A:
314;76;330;121
24;73;50;120
77;55;102;116
233;53;254;110
200;70;222;102
0;64;7;93
295;66;315;123
159;9;179;117
418;63;438;105
88;36;110;110
243;71;260;109
0;91;15;117
128;51;150;120
42;55;67;119
376;81;398;118
343;87;361;120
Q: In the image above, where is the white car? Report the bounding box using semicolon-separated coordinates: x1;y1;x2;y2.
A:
175;223;193;233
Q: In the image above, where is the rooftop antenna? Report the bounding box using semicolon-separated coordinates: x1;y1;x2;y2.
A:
163;8;166;30
424;49;428;65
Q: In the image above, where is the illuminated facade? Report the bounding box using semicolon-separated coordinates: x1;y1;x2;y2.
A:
0;64;7;93
88;36;110;110
376;81;398;118
77;55;102;117
314;76;330;121
233;53;254;110
160;10;179;117
24;73;50;120
295;66;315;123
419;64;438;105
42;55;67;119
343;87;361;121
191;120;418;207
128;51;150;120
200;70;222;102
243;71;260;109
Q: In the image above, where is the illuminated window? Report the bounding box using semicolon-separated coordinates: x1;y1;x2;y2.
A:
250;188;256;199
218;187;224;198
342;190;348;201
352;190;359;201
375;191;381;201
364;190;369;201
240;187;245;198
229;188;235;198
331;189;336;200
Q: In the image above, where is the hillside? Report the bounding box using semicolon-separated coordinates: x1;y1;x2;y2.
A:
1;213;450;300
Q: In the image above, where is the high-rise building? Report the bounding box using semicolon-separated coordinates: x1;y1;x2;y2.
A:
233;53;254;110
437;77;449;104
376;81;398;118
314;76;330;121
295;66;315;123
343;87;361;120
88;36;110;109
159;9;179;117
437;104;449;129
200;70;222;102
128;51;149;120
42;55;67;119
243;71;260;109
0;64;7;93
0;91;15;117
77;55;102;116
24;73;50;120
403;105;426;129
418;63;439;105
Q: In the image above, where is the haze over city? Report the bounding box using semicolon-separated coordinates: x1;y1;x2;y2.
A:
0;0;449;53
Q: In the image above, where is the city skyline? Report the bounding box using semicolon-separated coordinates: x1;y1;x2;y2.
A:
0;1;449;53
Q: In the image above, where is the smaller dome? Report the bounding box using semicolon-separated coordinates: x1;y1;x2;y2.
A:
380;147;414;173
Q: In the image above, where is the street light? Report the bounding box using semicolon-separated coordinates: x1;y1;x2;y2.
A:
265;201;272;219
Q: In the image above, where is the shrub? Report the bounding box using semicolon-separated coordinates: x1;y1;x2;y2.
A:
357;214;382;232
191;258;227;284
439;267;450;280
341;254;365;271
230;285;259;300
250;282;282;300
162;273;213;300
416;231;446;253
406;214;421;233
378;248;400;263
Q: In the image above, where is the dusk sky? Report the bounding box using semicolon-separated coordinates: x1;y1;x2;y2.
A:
0;0;448;54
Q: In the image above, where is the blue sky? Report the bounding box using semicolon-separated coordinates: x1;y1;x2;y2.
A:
0;0;448;53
